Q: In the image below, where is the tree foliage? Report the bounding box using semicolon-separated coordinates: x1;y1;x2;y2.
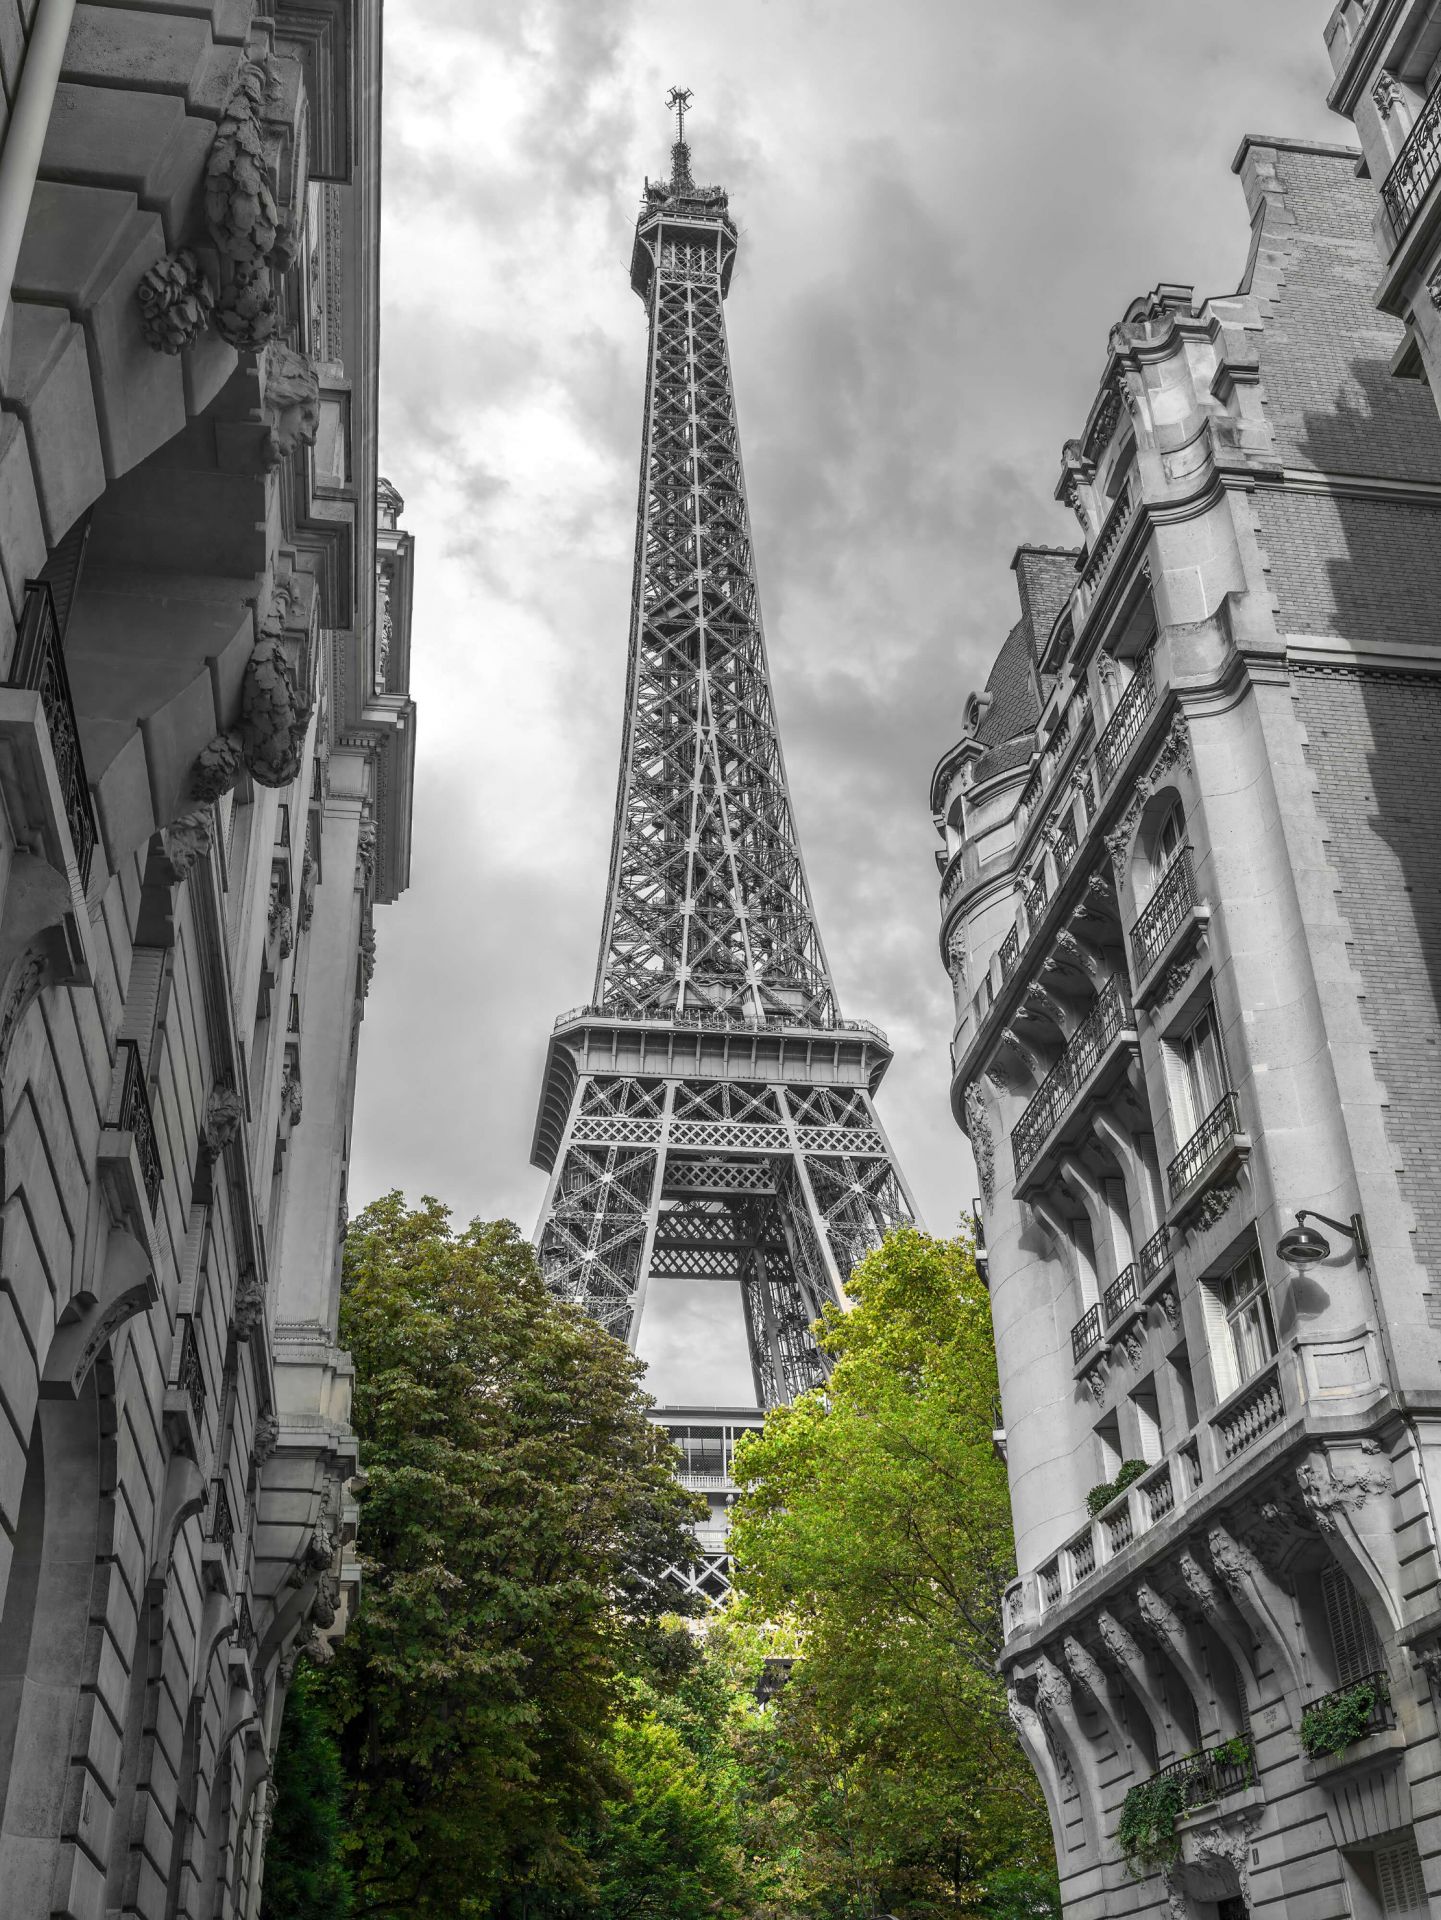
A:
261;1665;351;1920
322;1194;703;1918
726;1226;1058;1918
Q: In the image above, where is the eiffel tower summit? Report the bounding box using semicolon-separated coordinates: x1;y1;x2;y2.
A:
531;92;916;1589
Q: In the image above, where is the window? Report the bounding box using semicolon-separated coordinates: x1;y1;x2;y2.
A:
1130;1376;1162;1464
1321;1564;1382;1688
1375;1835;1427;1918
1220;1247;1276;1386
1154;800;1184;873
1176;1001;1226;1138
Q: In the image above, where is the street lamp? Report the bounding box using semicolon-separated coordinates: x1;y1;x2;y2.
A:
1275;1208;1369;1269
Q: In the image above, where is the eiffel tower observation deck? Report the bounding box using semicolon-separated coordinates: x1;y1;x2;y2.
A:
531;93;916;1595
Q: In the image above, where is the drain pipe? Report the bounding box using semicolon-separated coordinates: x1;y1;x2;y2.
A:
0;0;76;317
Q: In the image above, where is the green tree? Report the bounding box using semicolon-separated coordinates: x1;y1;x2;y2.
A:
261;1665;351;1920
324;1194;703;1919
727;1227;1057;1919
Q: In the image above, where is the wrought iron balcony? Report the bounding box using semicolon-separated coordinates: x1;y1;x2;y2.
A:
1131;847;1196;979
1071;1303;1103;1366
1138;1224;1173;1286
1094;650;1155;792
1153;1738;1254;1812
1212;1359;1284;1463
1301;1670;1394;1753
176;1317;205;1427
1011;973;1136;1178
998;924;1020;980
1022;871;1047;929
117;1039;162;1212
235;1594;256;1654
11;581;96;887
1051;808;1079;873
1167;1090;1242;1200
1103;1264;1138;1326
1382;75;1441;244
209;1479;235;1556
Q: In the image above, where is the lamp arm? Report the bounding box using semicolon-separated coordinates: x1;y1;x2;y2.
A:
1297;1209;1370;1264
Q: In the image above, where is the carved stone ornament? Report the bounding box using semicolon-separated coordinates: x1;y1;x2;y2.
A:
232;1267;266;1339
138;57;292;353
1150;710;1192;781
359;920;376;994
1207;1525;1261;1595
1294;1445;1390;1533
945;927;967;989
1135;1582;1182;1642
136;248;214;354
1081;1361;1109;1403
261;344;321;471
310;1570;341;1631
1033;1655;1072;1721
1411;1638;1441;1695
1189;1180;1238;1232
1119;1324;1147;1369
301;1627;336;1667
1155;1283;1180;1330
1063;1635;1106;1696
280;1061;303;1126
298;854;316;933
1097;1612;1136;1666
161;807;214;881
1106;798;1144;878
1153;953;1194;1009
203;1084;244;1160
963;1081;996;1206
191;634;312;801
251;1411;280;1471
1373;70;1401;119
1178;1549;1221;1613
357;820;378;886
269;895;294;961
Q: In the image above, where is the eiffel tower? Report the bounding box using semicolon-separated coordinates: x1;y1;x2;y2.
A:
532;94;915;1596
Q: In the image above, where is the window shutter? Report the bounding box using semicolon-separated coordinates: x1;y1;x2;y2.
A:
1320;1565;1382;1687
1375;1834;1427;1917
120;948;166;1050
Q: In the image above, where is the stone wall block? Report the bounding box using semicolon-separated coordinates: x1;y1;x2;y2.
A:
42;84;215;247
63;8;223;110
93;732;157;887
15;184;186;481
47;1836;106;1920
0;305;105;548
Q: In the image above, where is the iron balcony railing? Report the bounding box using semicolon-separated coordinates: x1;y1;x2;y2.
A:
12;581;96;887
1022;871;1048;929
1103;1264;1138;1326
1381;75;1441;242
1214;1360;1285;1462
235;1594;256;1654
1094;649;1155;791
1052;808;1079;873
1303;1670;1394;1749
117;1039;163;1212
1131;847;1196;979
176;1317;205;1427
1071;1303;1103;1366
998;924;1020;980
1153;1739;1254;1812
209;1479;235;1556
1167;1090;1242;1199
1012;973;1135;1177
1138;1223;1173;1285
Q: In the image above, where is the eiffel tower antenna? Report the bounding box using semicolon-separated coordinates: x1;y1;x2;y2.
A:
531;115;917;1600
665;84;691;146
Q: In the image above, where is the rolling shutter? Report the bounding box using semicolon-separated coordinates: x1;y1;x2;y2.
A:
1320;1565;1381;1687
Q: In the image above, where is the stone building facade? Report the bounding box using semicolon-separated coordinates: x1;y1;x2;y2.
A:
933;139;1441;1919
0;5;415;1916
1324;0;1441;407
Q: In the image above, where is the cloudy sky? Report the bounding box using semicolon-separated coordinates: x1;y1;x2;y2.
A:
350;0;1345;1398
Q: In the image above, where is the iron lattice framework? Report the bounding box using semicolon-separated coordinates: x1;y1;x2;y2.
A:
532;113;915;1587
